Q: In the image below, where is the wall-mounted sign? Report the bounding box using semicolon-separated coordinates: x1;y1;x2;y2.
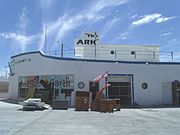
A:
18;75;74;100
75;32;99;46
19;75;74;89
11;58;32;65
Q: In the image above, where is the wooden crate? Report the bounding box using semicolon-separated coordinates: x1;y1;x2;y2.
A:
91;100;100;111
75;97;89;111
113;98;121;111
75;91;90;111
106;99;114;113
76;91;90;97
99;101;106;113
99;99;114;113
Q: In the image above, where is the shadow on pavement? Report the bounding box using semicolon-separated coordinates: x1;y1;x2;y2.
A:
0;98;19;105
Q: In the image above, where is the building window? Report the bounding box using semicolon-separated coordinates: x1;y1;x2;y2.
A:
110;50;115;55
142;82;148;89
131;51;136;55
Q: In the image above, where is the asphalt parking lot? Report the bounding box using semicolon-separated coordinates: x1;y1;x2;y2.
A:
0;99;180;135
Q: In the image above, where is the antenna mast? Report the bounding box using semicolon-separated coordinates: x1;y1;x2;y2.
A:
44;25;47;53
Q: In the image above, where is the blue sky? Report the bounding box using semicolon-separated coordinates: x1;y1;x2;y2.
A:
0;0;180;72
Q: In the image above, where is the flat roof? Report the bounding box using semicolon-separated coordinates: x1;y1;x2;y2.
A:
11;51;180;65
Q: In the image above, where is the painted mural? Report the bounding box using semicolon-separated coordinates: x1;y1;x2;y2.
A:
18;75;74;104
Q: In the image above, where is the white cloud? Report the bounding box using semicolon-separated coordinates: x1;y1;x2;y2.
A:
110;26;132;43
113;13;176;42
101;17;121;37
0;32;40;52
91;0;129;13
131;14;138;19
156;16;176;23
132;13;177;27
168;38;177;44
132;13;161;26
17;7;28;30
160;32;172;37
38;0;52;10
38;0;130;50
2;7;33;53
39;25;46;51
117;23;135;41
38;14;80;51
56;15;83;36
38;0;54;23
85;0;129;22
118;28;131;40
120;33;128;40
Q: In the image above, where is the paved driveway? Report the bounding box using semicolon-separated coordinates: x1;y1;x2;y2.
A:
0;100;180;135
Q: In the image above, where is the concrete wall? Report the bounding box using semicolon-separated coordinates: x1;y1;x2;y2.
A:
9;51;180;106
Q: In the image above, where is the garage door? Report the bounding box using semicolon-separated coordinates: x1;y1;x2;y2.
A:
107;75;132;106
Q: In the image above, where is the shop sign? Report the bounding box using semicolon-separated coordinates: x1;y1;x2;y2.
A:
19;75;74;89
11;58;32;65
18;75;74;101
75;32;99;46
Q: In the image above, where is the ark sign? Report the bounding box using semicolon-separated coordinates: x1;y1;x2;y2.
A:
76;32;99;46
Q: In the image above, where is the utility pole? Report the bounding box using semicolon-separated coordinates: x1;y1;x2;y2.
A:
57;41;64;58
61;44;64;58
171;51;174;61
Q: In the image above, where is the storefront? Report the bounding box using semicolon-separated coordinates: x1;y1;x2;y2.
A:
18;75;74;106
8;51;180;107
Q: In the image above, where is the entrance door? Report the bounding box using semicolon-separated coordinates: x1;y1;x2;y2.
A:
107;75;132;106
162;82;172;105
172;81;180;105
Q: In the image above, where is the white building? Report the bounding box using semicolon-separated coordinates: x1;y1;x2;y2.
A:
75;32;160;62
8;32;180;107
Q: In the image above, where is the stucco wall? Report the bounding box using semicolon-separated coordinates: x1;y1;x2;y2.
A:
9;52;180;106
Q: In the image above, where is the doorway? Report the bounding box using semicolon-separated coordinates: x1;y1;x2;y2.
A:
172;81;180;105
107;74;134;106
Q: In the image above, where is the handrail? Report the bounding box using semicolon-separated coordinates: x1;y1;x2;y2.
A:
43;49;177;62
